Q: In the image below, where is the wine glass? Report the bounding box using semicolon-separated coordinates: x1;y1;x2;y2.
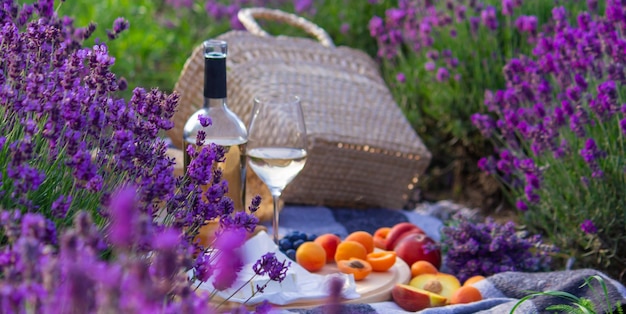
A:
246;95;308;244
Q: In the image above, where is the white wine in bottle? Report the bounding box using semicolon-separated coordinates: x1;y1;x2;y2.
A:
182;39;247;211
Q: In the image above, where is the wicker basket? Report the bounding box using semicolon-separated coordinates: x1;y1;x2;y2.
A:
168;8;431;210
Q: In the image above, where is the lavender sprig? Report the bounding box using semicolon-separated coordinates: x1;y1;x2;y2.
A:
440;217;554;283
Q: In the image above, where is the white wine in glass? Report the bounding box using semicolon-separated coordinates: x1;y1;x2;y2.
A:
247;96;308;244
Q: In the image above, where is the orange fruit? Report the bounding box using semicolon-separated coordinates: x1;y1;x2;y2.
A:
366;251;397;272
410;260;439;278
463;275;486;287
314;234;342;263
345;231;375;253
334;240;368;262
373;227;391;249
449;285;483;304
296;241;327;272
337;258;373;281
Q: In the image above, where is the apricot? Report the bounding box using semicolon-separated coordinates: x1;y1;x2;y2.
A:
450;285;483;304
334;240;367;262
409;273;461;300
295;241;326;272
373;227;391;250
337;258;372;281
314;233;342;263
410;260;439;278
366;251;396;272
463;275;486;287
344;231;375;253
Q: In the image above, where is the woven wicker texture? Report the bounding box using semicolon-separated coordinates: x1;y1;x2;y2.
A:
168;8;431;209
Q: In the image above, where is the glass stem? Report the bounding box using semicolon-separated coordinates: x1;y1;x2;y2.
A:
271;191;282;244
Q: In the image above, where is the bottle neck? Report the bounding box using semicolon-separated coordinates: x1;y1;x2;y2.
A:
203;55;227;99
203;97;227;110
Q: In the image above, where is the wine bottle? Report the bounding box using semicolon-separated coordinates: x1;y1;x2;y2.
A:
183;39;247;211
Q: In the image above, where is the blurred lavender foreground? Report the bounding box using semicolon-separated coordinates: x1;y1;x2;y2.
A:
0;1;288;313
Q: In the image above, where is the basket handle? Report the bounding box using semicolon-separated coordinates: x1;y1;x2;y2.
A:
237;7;335;48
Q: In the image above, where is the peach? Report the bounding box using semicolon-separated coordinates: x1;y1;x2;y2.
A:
385;222;425;250
394;232;441;269
345;231;375;253
410;260;439;278
450;285;483;304
334;240;367;262
391;284;447;312
366;251;396;272
373;227;391;250
314;233;342;263
295;242;326;272
337;258;373;281
409;273;461;300
463;275;486;287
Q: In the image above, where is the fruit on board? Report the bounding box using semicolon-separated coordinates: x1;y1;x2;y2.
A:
409;273;461;300
337;258;373;281
313;233;342;263
366;251;396;272
334;240;368;262
463;275;486;287
391;284;447;312
450;285;483;304
385;222;425;250
344;231;375;253
394;232;441;269
295;241;326;272
279;230;318;261
410;260;439;278
373;227;391;249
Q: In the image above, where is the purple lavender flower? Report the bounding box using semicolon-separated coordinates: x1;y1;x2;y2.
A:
340;23;350;34
424;61;436;71
211;227;246;290
580;219;598;234
165;0;193;9
368;16;385;37
396;72;406;83
255;300;274;314
471;113;495;137
478;156;496;174
441;218;553;282
106;18;129;40
151;228;183;294
51;195;72;219
253;252;291;282
481;6;498;31
107;185;138;247
294;0;314;14
502;0;514;16
436;67;450;82
515;15;538;36
198;114;211;127
469;16;481;34
455;5;466;22
605;0;624;23
580;138;605;164
386;8;406;27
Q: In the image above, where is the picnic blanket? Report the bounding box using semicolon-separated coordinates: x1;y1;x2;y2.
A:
263;204;626;314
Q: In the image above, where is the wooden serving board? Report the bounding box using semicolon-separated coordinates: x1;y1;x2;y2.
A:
209;255;411;310
279;256;411;309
